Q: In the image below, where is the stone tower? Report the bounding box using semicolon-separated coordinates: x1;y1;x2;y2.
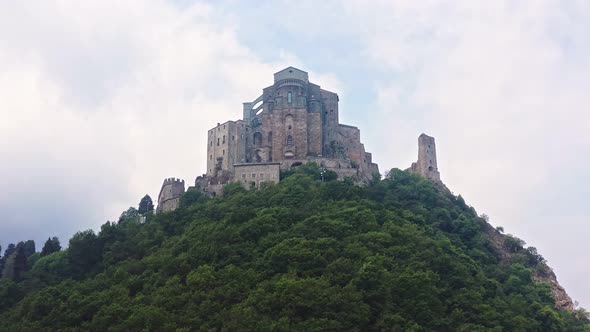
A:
410;133;440;181
156;178;185;213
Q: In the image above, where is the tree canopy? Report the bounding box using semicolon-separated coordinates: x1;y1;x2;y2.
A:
0;165;588;331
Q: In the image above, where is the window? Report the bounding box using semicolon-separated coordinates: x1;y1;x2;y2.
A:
232;135;235;141
260;173;264;178
288;125;292;130
287;135;293;146
252;174;256;178
253;132;262;148
223;150;225;155
268;131;272;144
217;138;220;146
288;92;292;103
210;141;212;146
210;155;212;160
223;135;226;144
223;124;226;129
242;174;246;178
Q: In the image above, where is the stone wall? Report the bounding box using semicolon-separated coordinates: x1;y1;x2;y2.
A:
206;120;247;177
233;163;280;189
156;178;185;213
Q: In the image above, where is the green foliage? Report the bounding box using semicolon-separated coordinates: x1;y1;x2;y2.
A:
41;237;61;257
138;194;154;214
0;168;587;330
179;190;207;208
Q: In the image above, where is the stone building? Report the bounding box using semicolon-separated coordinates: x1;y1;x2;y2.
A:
156;178;185;213
409;133;441;181
201;66;379;196
158;66;382;210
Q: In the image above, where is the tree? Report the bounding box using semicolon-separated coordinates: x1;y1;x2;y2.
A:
138;195;154;214
23;240;36;257
12;243;28;281
41;237;62;257
119;207;140;222
0;243;16;279
3;243;16;258
67;230;103;278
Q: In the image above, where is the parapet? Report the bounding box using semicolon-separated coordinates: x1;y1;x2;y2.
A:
162;177;185;186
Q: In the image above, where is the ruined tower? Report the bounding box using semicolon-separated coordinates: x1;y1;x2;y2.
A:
156;178;185;213
410;133;440;181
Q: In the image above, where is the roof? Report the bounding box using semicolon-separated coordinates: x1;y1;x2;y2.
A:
274;66;309;83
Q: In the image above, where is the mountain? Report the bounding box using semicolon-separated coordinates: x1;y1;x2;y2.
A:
0;164;588;331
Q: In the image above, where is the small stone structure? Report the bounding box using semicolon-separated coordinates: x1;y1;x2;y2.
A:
156;178;185;213
409;133;441;181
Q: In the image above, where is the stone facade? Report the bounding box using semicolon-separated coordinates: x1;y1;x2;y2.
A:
409;133;441;181
156;178;185;213
233;163;281;189
199;66;379;195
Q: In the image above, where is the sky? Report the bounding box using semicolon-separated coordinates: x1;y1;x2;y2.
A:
1;0;589;307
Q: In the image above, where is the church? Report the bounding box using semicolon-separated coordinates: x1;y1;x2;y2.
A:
198;66;380;196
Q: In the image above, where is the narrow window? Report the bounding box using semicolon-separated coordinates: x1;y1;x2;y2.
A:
223;135;226;144
232;135;235;141
223;150;225;155
210;155;212;160
217;138;220;146
268;131;273;144
288;92;292;103
287;135;293;146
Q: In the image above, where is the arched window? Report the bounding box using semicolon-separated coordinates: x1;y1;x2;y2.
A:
287;135;293;146
288;92;292;103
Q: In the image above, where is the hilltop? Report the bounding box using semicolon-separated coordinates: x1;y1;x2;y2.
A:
0;165;588;331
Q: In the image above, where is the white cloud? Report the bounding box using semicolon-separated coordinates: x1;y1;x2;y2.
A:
344;0;590;306
0;1;302;246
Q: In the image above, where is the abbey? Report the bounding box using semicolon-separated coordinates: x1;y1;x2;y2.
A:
156;67;441;212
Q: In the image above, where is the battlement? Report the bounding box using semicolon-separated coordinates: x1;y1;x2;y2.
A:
162;177;185;186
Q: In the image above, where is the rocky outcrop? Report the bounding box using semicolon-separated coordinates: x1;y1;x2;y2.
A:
480;219;574;311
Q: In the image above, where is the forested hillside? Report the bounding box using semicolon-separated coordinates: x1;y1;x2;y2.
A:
0;164;588;331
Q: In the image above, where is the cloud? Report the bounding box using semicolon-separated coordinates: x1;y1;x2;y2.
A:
0;0;303;247
343;0;590;306
1;0;588;309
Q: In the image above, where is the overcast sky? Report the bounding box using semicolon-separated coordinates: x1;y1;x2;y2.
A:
1;0;589;307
